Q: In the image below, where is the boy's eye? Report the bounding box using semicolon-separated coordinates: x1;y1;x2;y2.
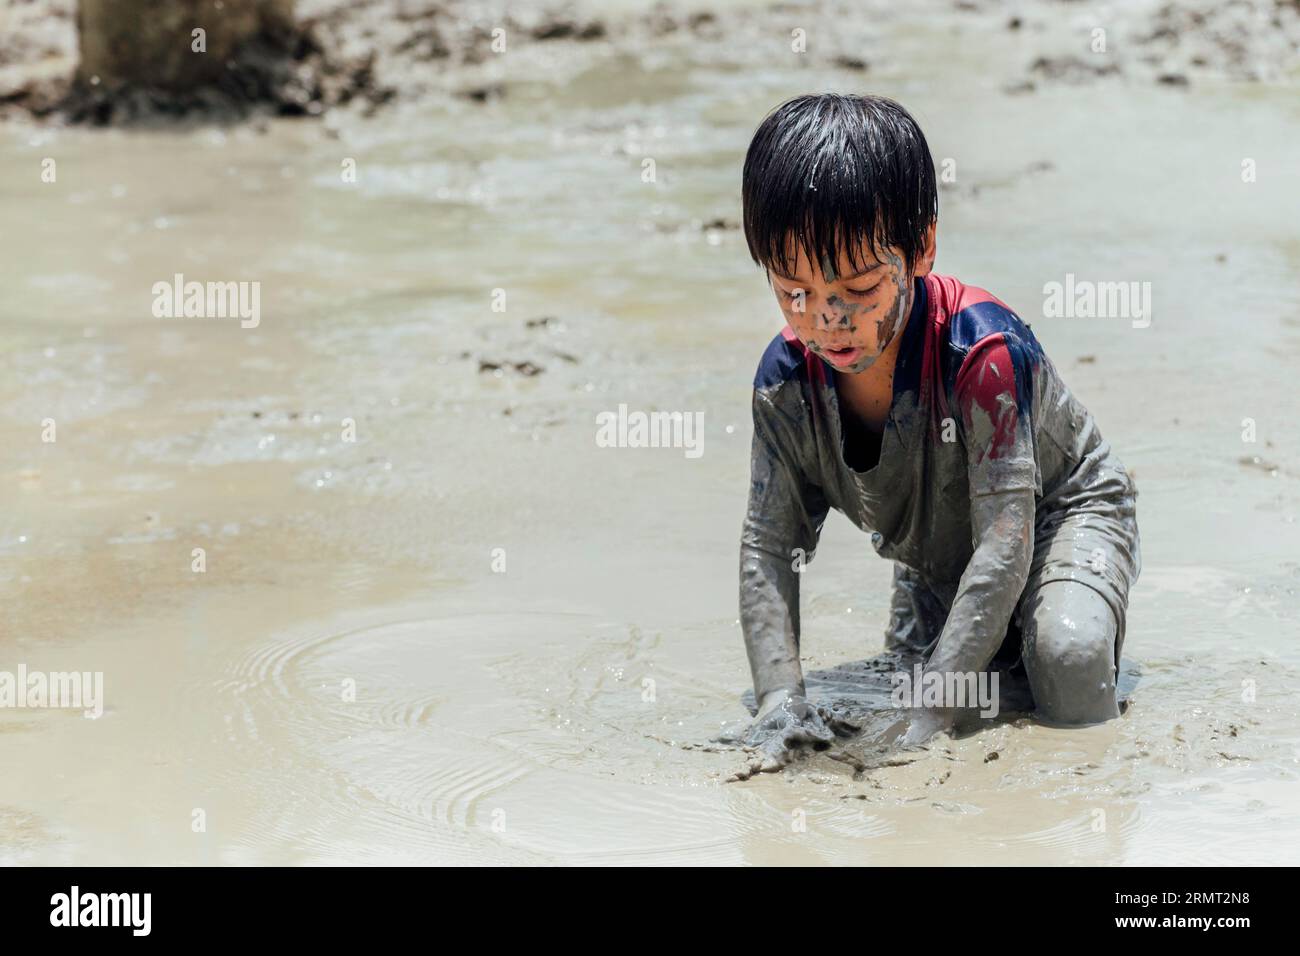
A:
845;283;881;296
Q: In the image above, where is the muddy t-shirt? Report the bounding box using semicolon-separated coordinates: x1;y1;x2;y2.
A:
739;272;1140;701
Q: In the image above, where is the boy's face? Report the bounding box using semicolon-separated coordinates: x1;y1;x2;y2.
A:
768;226;936;374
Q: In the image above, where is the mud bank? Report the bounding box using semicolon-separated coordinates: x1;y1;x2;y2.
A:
4;0;1299;124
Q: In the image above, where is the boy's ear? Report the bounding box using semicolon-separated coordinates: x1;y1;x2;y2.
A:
913;222;938;278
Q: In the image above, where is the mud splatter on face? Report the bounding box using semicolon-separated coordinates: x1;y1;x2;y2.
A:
828;250;913;374
838;348;883;374
773;243;915;376
875;250;912;354
874;315;893;352
820;252;838;283
821;293;864;332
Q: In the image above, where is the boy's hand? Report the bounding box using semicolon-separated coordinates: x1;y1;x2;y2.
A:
729;689;837;777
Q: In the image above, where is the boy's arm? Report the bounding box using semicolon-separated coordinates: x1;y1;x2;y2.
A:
925;332;1040;680
924;489;1034;677
740;388;830;712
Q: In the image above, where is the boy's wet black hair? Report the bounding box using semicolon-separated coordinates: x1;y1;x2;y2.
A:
742;93;938;278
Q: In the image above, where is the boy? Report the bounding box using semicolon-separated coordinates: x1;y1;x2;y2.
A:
737;94;1140;770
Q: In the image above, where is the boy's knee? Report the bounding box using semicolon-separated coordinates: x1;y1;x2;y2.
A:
1021;581;1119;726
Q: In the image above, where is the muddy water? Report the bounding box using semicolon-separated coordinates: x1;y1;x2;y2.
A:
3;4;1300;864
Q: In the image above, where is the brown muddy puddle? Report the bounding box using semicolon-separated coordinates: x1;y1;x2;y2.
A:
2;1;1299;864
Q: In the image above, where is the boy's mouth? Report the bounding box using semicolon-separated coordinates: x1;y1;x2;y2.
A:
822;345;864;367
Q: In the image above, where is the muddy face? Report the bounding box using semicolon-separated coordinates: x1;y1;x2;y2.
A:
770;237;932;374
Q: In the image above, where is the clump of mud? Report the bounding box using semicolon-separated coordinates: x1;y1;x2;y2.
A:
53;23;384;125
0;0;76;116
1134;0;1300;83
0;0;611;124
1005;0;1300;90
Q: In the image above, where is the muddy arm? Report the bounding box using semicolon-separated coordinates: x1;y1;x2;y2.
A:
739;390;829;711
924;489;1034;676
926;330;1041;679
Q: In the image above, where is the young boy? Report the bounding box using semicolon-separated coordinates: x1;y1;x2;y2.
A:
738;93;1141;770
